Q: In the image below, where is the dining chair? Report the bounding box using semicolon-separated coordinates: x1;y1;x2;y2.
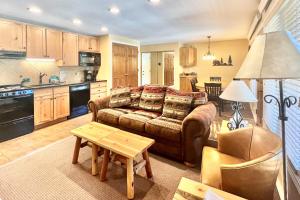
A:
204;82;223;116
190;78;200;92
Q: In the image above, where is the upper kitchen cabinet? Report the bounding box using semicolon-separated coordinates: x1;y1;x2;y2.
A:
62;32;78;66
0;19;26;52
180;47;197;67
45;29;63;60
26;25;46;58
78;35;99;52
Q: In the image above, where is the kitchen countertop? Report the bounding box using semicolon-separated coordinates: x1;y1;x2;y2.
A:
26;80;107;90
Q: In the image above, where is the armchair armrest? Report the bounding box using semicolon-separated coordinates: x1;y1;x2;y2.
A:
88;96;110;122
220;152;282;200
217;127;254;160
182;102;216;166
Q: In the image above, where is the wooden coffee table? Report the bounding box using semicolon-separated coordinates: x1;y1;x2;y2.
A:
71;122;155;199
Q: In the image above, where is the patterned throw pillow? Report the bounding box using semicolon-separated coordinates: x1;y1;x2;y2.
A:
162;88;194;120
109;87;131;108
139;85;167;112
191;92;208;108
129;86;144;108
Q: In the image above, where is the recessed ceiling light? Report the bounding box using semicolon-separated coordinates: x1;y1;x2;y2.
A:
109;6;120;15
27;6;42;14
101;26;108;32
148;0;160;5
73;18;82;25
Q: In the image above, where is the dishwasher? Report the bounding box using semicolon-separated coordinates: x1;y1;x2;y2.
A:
68;83;90;119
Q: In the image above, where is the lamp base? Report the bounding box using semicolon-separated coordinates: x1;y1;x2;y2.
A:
227;102;247;130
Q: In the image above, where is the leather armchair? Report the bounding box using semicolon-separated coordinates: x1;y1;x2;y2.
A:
201;126;282;200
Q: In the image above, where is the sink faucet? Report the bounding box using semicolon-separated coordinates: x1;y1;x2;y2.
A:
39;73;47;85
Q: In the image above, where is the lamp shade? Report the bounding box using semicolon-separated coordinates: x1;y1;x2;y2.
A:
220;80;257;102
235;31;300;79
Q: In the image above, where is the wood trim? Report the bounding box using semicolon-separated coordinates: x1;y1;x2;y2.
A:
249;0;285;44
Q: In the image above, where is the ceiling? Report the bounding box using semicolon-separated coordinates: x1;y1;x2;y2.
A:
0;0;260;45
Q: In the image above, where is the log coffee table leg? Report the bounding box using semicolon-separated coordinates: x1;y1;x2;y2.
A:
92;143;99;175
100;149;110;181
127;158;134;199
72;136;82;164
142;150;153;178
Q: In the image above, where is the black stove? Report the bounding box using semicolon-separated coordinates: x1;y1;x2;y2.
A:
0;84;34;142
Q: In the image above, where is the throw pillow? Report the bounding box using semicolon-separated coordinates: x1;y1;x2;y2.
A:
191;92;208;108
139;85;167;112
129;86;144;108
109;87;131;108
162;88;193;120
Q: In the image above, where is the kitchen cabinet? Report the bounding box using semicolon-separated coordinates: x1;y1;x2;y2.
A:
180;47;197;67
26;25;46;58
45;29;63;60
180;74;197;92
0;19;26;51
27;25;63;60
90;81;107;101
62;32;78;66
34;86;69;126
79;35;99;52
53;87;70;120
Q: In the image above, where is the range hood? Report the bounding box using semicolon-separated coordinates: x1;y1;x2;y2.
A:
0;51;26;59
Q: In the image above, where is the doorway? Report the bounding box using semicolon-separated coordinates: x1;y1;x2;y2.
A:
141;51;174;86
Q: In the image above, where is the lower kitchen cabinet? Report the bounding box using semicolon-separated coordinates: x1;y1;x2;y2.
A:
34;86;69;126
90;81;107;101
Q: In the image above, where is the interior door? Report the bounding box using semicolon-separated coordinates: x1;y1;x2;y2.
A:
127;46;138;87
112;44;127;88
150;52;158;84
141;53;151;85
164;53;174;86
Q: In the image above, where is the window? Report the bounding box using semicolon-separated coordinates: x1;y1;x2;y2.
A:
264;0;300;172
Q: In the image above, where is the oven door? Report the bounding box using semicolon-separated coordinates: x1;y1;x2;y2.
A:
0;94;34;124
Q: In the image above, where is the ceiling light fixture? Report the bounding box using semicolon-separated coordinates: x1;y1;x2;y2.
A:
148;0;161;5
27;6;42;14
203;36;216;61
109;6;120;15
101;26;108;32
73;18;82;25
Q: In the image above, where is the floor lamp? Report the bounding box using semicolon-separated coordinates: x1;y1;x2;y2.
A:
235;31;300;200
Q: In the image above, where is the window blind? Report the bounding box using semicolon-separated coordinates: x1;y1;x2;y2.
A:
264;0;300;171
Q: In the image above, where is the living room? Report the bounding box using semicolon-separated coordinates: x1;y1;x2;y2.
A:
0;0;300;200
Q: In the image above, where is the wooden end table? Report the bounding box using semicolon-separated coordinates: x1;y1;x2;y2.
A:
71;122;155;199
173;177;246;200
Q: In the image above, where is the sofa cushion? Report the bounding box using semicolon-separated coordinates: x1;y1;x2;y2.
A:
139;85;167;112
166;88;207;109
119;110;160;132
109;87;131;108
129;86;144;109
98;108;134;125
201;146;245;189
162;88;193;120
145;116;182;142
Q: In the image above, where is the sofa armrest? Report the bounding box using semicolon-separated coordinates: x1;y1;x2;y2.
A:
88;96;110;121
182;102;216;166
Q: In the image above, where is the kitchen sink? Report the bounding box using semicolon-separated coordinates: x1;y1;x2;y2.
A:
28;83;61;88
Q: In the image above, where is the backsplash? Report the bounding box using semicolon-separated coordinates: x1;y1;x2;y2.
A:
0;59;91;85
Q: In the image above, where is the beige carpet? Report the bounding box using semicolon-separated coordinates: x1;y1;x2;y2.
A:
0;136;200;200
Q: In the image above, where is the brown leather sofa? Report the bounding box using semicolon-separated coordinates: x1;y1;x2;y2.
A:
88;96;216;166
201;126;282;200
